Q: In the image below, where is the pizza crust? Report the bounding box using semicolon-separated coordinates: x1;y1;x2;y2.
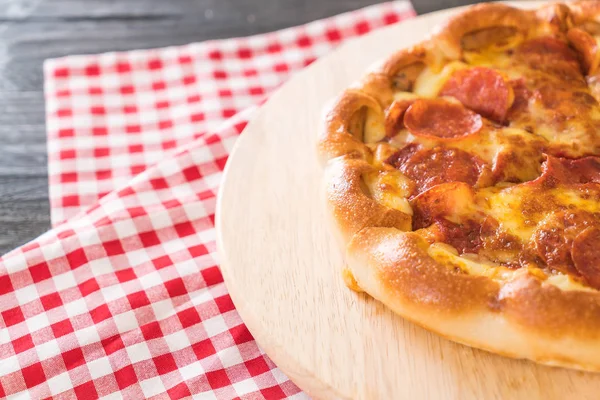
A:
322;157;411;244
432;3;536;60
347;228;600;372
319;2;600;372
570;0;600;25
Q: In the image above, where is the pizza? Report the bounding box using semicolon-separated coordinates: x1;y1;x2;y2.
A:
318;1;600;371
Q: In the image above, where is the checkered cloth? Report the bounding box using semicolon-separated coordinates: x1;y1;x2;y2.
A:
0;2;414;399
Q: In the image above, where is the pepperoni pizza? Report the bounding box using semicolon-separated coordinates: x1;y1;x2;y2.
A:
319;2;600;371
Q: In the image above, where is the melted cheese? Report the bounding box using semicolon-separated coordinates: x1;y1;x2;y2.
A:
392;91;419;102
477;185;600;244
363;107;386;143
545;274;596;293
428;242;519;281
358;31;600;292
463;50;513;69
428;228;595;292
552;188;600;214
525;99;599;149
412;61;468;98
363;169;413;215
476;186;535;242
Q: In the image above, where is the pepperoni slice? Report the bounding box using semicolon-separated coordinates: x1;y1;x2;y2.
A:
384;99;415;137
403;99;483;140
534;86;597;114
410;182;475;229
385;142;420;167
439;67;512;122
533;211;598;275
516;36;580;65
391;146;489;195
531;155;600;187
533;86;569;109
540;63;587;87
572;227;600;290
534;223;573;274
431;216;522;258
516;36;584;78
430;218;483;255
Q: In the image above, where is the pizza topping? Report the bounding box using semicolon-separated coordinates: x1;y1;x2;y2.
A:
533;215;576;275
572;227;600;290
430;218;483;255
403;98;483;139
533;86;598;116
363;107;386;143
384;99;415;137
411;182;475;229
386;142;420;167
539;62;587;87
363;169;415;214
425;216;522;262
492;152;538;184
533;211;599;275
476;217;523;264
391;146;490;195
532;155;600;187
506;79;533;121
515;36;580;67
439;67;513;122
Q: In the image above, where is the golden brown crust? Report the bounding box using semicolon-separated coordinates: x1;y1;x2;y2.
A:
323;157;411;244
318;90;374;163
569;1;600;25
348;229;498;313
431;3;535;60
346;228;600;371
535;3;572;32
567;27;600;75
358;45;433;108
318;1;600;372
373;45;431;79
349;228;600;339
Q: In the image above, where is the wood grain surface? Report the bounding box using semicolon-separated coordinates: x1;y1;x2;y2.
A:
0;0;485;254
217;3;600;399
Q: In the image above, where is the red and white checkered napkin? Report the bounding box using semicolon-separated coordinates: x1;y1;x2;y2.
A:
0;2;414;399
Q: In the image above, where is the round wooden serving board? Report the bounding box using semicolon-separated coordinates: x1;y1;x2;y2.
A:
216;2;600;399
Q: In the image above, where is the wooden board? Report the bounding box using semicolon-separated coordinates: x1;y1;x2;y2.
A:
216;3;600;399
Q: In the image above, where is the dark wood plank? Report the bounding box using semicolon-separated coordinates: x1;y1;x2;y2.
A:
0;0;479;255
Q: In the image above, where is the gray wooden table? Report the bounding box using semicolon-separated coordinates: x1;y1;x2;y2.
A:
0;0;482;254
